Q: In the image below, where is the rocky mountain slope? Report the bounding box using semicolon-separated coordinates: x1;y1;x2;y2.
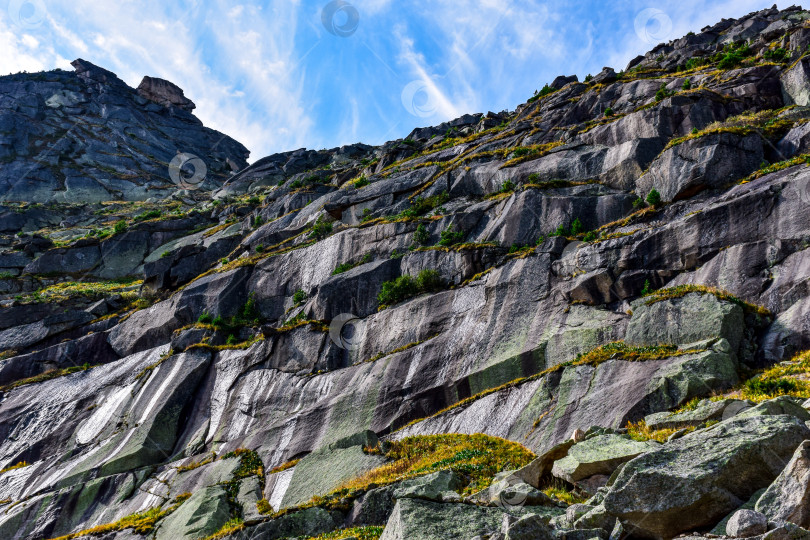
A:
2;4;810;540
0;59;249;203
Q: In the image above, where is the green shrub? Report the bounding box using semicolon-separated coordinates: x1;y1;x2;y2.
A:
198;311;213;324
398;192;450;219
293;289;306;305
252;215;265;229
415;269;443;292
310;217;333;239
528;84;553;103
655;84;674;102
353;176;370;189
583;231;597;242
226;334;238;345
134;209;162;221
549;224;568;238
763;48;789;62
247;196;261;205
641;279;652;296
414;224;430;246
255;244;264;253
378;275;419;306
333;262;355;275
499;180;515;194
571;218;584;235
113;220;127;234
646;189;662;207
242;293;260;324
744;377;800;397
378;270;444;306
439;227;465;246
718;42;752;69
632;197;644;208
682;79;692;91
604;107;614;117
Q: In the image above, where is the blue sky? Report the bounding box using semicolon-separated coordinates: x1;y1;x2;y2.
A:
0;0;795;161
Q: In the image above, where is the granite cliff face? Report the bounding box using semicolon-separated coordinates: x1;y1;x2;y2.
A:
2;5;810;540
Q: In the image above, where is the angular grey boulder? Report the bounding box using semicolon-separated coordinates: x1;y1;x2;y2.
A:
505;513;554;540
635;132;763;202
645;399;752;430
626;292;744;352
155;485;231;540
781;57;810;106
551;434;658;483
602;415;810;539
755;440;810;528
393;469;462;502
380;498;507;540
279;430;387;509
726;509;768;537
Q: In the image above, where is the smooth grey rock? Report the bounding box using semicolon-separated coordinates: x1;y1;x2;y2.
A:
155;485;231;540
551;434;657;483
393;469;462;502
636;132;763;202
726;509;768;537
380;498;507;540
602;415;810;539
645;399;753;430
782;57;810;106
506;513;554;540
626;292;744;352
280;430;387;508
230;506;342;540
736;397;810;422
756;440;810;528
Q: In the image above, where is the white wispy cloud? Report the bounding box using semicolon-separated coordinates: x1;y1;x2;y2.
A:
0;0;798;161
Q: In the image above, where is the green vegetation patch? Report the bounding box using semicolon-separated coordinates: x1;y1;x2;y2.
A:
642;285;771;316
14;279;141;305
378;269;444;307
49;493;191;540
332;434;534;498
302;526;385;540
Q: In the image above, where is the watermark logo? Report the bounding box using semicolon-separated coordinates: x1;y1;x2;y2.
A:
168;152;207;190
329;313;364;350
634;8;673;45
7;0;46;29
490;474;528;512
321;0;359;37
401;80;438;118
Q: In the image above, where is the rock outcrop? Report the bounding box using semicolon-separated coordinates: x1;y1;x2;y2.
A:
1;5;810;540
0;59;248;202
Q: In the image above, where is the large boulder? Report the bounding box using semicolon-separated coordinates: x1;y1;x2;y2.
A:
781;57;810;106
626;292;744;352
551;434;658;483
137;76;196;111
602;415;810;539
379;498;563;540
726;509;768;538
755;440;810;528
380;498;506;540
644;399;752;430
635;133;763;202
279;431;387;509
154;485;231;539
